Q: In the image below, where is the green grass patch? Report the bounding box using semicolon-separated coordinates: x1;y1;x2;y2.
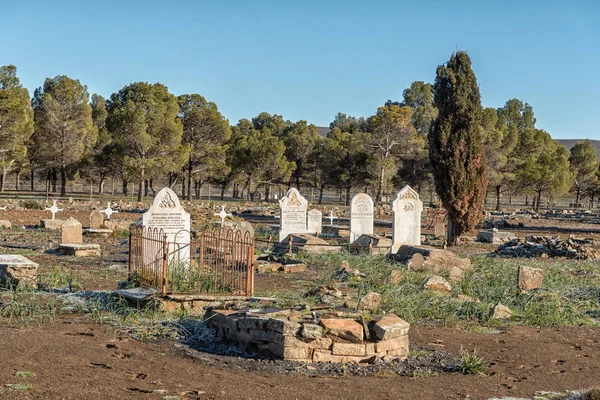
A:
15;371;36;378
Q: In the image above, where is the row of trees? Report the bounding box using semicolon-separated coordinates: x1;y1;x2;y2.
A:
0;63;597;209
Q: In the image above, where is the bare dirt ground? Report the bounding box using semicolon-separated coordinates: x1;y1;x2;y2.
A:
0;319;598;400
1;208;600;399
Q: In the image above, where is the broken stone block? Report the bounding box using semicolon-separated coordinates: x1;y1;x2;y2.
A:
0;254;38;288
40;219;64;231
357;292;381;313
312;349;346;363
350;234;392;254
477;230;517;244
320;318;364;343
374;335;409;353
423;276;452;293
308;337;332;349
517;265;543;291
369;314;410;341
492;302;513;319
331;342;368;356
389;269;402;284
279;234;338;254
255;261;281;273
300;323;322;339
265;318;301;335
281;263;307;273
0;220;11;229
397;245;472;279
268;342;310;360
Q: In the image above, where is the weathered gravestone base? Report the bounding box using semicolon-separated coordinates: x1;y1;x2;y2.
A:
322;225;350;238
350;234;392;254
279;234;338;254
40;219;64;231
103;219;132;232
85;228;113;236
0;255;38;288
58;243;101;257
476;230;517;244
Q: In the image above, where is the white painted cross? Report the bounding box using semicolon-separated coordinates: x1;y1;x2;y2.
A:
326;210;338;226
45;200;63;220
101;202;118;219
214;206;232;225
0;206;6;211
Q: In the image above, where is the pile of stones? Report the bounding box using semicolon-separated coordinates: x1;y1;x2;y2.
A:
495;235;600;259
204;307;409;364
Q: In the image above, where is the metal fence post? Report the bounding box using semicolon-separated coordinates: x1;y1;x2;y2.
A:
162;236;168;296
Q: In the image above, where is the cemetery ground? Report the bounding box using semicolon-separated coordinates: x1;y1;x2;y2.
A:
1;202;600;399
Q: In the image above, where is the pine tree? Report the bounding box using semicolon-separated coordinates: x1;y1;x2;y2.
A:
429;51;486;246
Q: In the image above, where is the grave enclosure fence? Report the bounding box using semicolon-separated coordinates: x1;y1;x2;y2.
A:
129;225;254;297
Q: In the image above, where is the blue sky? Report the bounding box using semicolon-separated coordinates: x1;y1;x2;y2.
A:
1;0;598;138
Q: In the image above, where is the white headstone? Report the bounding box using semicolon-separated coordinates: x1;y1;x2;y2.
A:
307;209;322;235
391;185;423;252
278;187;308;242
142;187;191;264
350;193;374;244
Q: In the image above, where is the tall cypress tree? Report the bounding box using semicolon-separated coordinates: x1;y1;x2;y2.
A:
429;51;486;246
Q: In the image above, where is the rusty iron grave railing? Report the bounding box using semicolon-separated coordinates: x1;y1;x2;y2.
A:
129;224;255;297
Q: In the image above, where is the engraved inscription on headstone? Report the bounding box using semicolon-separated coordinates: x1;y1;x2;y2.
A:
278;188;308;242
391;185;423;252
307;209;322;235
350;193;374;244
142;187;191;263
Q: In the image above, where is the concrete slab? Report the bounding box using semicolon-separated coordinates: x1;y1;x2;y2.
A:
58;243;101;257
0;254;38;287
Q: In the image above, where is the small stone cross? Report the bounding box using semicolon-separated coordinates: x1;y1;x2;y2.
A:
101;202;118;219
215;206;232;225
326;210;338;226
45;200;63;220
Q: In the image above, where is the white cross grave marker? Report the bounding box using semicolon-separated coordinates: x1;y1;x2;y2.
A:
326;210;338;226
45;200;63;220
214;206;232;226
101;202;118;219
0;206;6;211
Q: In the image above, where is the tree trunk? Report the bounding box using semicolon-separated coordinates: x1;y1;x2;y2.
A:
576;187;581;208
149;179;155;196
590;193;595;210
15;170;20;191
345;187;351;206
51;169;57;193
318;185;324;205
220;183;226;200
376;166;385;204
187;156;193;201
535;191;542;212
137;169;145;202
0;171;4;192
181;176;186;199
265;184;270;201
495;185;501;211
60;167;67;197
122;179;128;196
99;178;105;194
31;169;35;192
447;217;459;247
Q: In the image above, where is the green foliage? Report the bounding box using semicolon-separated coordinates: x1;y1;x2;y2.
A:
518;131;573;210
106;82;188;200
282;120;319;187
0;65;34;191
20;199;43;210
569;139;599;205
458;347;487;374
366;104;416;202
178;94;231;199
228;117;294;200
429;51;486;245
31;75;97;196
